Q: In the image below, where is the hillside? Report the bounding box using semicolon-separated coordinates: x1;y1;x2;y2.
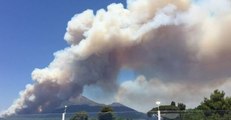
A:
50;96;147;119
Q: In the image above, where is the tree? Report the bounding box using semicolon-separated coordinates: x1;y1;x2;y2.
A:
171;101;176;106
98;106;115;120
70;111;88;120
100;106;113;112
147;90;231;119
197;89;231;118
177;103;186;110
147;101;181;118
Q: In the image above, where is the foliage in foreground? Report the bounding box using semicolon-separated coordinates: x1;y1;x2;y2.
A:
98;106;116;120
196;89;231;119
70;111;88;120
147;89;231;120
68;89;231;120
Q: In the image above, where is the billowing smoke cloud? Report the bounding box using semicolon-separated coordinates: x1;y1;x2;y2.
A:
116;75;231;112
2;0;231;116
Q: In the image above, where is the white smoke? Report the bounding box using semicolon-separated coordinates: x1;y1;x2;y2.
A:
115;75;231;112
2;0;231;116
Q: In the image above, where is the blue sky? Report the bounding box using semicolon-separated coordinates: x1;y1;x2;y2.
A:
0;0;127;111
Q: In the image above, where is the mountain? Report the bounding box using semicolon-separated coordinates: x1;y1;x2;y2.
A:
50;96;147;119
2;96;147;120
108;102;137;112
109;102;125;106
58;95;102;107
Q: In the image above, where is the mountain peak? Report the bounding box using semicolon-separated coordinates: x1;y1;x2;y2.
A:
109;102;124;107
59;95;101;108
50;96;147;119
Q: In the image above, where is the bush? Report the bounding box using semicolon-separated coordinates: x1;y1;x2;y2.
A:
98;106;115;120
70;111;88;120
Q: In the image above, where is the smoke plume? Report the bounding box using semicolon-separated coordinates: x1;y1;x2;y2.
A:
2;0;231;116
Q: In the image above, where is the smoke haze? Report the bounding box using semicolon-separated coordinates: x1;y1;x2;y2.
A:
2;0;231;116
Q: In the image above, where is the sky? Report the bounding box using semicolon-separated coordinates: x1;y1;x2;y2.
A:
0;0;127;112
1;0;231;115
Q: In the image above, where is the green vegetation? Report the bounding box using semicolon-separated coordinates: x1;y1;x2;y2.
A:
70;111;88;120
68;89;231;120
196;89;231;119
147;101;186;117
68;106;134;120
177;103;186;111
98;106;116;120
147;89;231;120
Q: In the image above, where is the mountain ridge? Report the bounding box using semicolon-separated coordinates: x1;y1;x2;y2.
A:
58;95;103;108
50;96;147;119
